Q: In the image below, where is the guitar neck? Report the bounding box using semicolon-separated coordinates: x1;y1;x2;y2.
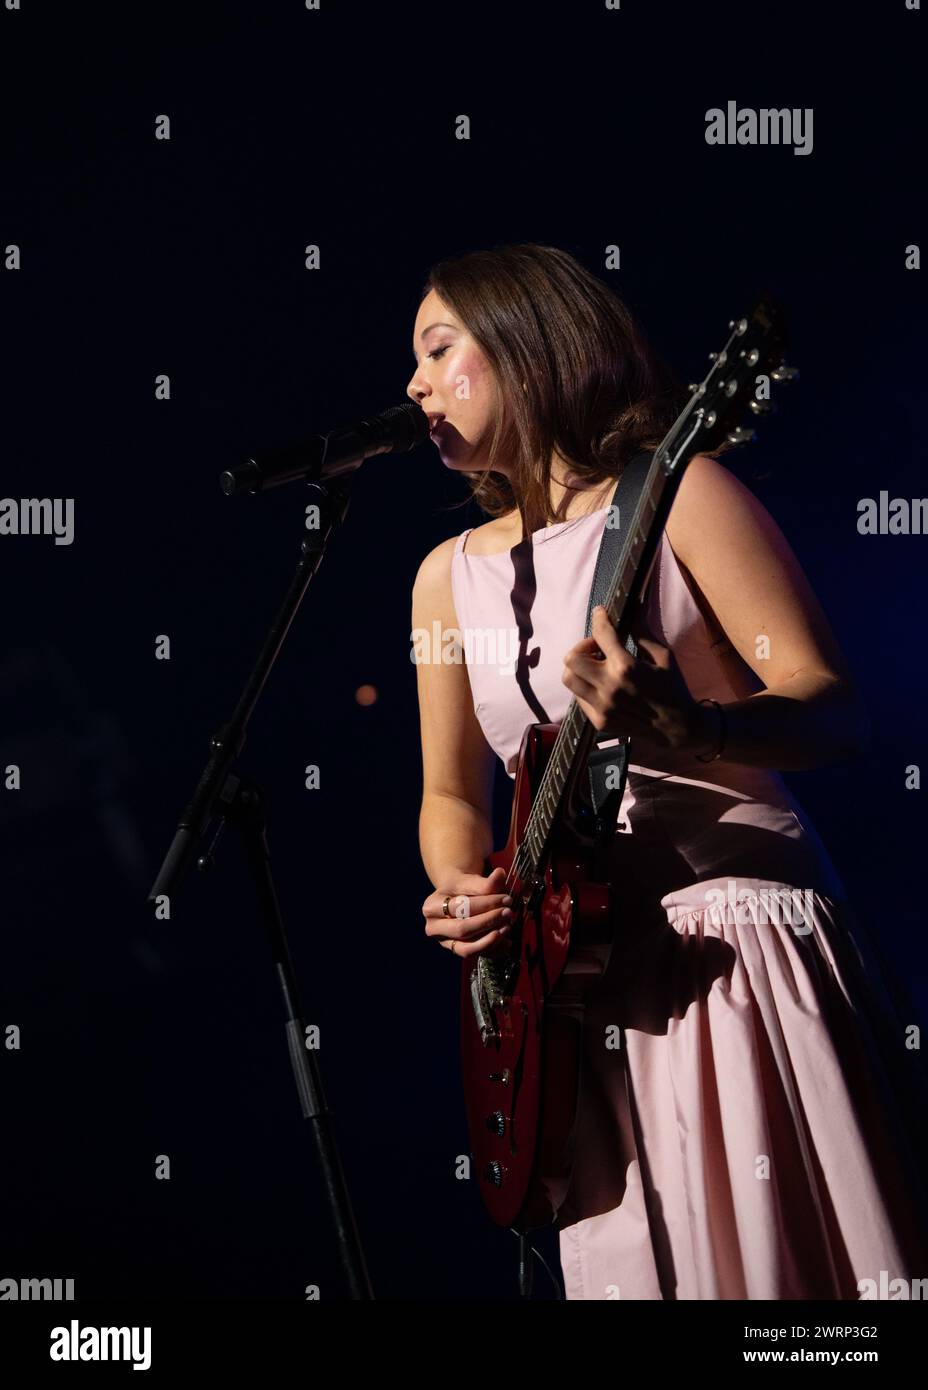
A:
511;296;789;886
513;450;677;882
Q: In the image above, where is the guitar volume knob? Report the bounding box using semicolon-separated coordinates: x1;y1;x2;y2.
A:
485;1110;506;1137
484;1161;505;1187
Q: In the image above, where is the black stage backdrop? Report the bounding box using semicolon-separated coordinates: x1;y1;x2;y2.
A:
1;0;925;1312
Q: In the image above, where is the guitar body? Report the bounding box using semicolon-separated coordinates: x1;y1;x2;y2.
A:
459;720;615;1232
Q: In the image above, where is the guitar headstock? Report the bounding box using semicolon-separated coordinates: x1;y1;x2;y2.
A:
657;296;797;476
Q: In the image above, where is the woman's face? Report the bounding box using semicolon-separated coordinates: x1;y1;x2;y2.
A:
406;289;504;475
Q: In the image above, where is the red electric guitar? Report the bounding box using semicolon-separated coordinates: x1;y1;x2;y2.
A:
459;297;794;1231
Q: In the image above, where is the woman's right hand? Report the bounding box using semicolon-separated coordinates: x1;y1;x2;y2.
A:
422;865;514;959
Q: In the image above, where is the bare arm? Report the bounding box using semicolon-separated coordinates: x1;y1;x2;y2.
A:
412;537;514;959
665;454;870;771
411;535;497;886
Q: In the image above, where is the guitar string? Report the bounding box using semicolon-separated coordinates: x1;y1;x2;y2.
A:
504;405;709;898
506;495;646;890
505;469;661;892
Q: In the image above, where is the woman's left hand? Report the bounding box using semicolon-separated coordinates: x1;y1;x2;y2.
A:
561;605;710;755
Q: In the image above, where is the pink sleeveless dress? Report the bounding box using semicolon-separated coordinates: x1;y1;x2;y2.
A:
450;505;928;1300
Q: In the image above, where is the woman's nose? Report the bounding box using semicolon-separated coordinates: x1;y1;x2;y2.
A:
407;370;429;403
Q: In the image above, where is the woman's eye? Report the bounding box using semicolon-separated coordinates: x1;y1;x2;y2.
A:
428;345;450;360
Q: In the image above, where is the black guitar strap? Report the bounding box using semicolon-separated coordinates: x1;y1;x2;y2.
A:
582;449;655;817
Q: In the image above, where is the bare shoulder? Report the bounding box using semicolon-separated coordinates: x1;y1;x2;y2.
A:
413;515;520;579
411;539;458;640
665;452;772;553
664;451;853;686
459;512;520;556
412;533;458;592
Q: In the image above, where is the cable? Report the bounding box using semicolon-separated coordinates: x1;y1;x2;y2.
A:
508;1227;565;1299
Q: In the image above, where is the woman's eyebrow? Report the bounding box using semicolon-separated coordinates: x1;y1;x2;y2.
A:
412;321;457;361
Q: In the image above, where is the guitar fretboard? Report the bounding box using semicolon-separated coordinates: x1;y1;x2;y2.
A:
512;451;670;883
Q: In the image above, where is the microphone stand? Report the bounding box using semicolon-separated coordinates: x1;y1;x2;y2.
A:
149;475;373;1300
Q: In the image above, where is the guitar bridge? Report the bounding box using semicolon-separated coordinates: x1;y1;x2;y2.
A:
470;956;513;1045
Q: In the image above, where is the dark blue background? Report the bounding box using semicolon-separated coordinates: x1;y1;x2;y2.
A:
1;0;924;1301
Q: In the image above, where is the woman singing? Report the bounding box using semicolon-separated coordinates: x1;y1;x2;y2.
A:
407;243;928;1300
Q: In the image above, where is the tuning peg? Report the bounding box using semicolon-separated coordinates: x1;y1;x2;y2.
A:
771;364;799;382
727;427;757;445
748;399;774;415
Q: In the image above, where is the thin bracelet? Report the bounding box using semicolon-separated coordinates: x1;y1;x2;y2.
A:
695;698;727;762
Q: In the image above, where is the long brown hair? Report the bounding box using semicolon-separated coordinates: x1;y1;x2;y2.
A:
420;243;687;537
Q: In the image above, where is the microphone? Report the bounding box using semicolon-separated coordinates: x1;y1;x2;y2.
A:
221;401;430;495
